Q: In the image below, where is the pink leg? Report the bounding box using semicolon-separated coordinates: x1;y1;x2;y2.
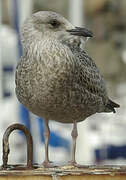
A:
70;121;78;165
42;119;52;167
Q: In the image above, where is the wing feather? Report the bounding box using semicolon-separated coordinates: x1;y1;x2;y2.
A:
69;45;108;105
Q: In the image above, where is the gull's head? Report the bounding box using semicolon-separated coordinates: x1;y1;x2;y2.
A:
21;11;93;46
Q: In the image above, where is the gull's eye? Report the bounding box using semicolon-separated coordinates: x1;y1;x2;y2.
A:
50;19;60;28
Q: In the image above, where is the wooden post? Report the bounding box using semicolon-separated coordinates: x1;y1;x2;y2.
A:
2;125;126;179
0;165;126;180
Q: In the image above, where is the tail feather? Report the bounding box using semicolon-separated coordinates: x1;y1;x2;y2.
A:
106;99;120;113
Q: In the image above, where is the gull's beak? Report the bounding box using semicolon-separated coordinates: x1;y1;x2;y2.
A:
67;27;93;38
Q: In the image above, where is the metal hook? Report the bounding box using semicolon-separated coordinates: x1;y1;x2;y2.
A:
2;123;33;169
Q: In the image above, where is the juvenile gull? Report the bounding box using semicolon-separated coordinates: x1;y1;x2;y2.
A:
15;11;120;167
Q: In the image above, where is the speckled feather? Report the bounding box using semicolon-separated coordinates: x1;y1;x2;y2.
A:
15;11;119;123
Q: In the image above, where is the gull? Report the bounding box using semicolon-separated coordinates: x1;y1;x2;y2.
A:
15;11;120;167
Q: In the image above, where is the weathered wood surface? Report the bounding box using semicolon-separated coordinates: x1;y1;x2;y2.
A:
0;165;126;180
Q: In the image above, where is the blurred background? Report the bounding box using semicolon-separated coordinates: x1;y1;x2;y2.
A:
0;0;126;166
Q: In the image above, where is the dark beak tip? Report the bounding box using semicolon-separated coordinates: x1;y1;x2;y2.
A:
67;27;93;38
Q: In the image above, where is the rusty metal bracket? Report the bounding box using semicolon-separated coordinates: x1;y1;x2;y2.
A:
2;123;33;169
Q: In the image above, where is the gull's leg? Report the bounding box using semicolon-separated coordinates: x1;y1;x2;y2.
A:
42;119;52;167
69;120;78;165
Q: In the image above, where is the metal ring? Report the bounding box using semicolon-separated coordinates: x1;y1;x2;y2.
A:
2;123;33;169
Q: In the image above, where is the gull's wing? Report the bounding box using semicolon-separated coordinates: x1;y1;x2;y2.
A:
68;44;108;108
69;44;120;112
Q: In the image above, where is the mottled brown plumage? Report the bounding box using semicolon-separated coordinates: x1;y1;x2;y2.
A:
15;11;119;167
